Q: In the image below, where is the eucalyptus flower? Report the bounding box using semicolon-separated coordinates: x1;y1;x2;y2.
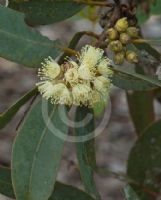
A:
36;45;113;107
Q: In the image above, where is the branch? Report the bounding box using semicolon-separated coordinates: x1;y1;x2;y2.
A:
74;0;114;7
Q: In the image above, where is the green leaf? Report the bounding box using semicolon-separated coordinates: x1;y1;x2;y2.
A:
9;0;84;25
134;43;161;61
126;91;154;135
113;67;161;88
93;101;106;118
0;166;15;198
0;6;61;68
112;72;157;91
126;66;155;135
51;182;95;200
0;166;95;200
0;87;37;130
75;106;101;200
124;185;140;200
12;100;68;200
127;120;161;199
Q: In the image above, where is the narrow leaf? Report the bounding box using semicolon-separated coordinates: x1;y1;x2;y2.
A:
0;166;95;200
0;87;37;129
12;100;68;200
9;0;84;25
113;68;161;88
127;120;161;199
126;90;154;135
112;73;157;91
126;65;155;135
0;166;15;198
0;6;61;68
75;106;101;200
134;43;161;61
50;182;95;200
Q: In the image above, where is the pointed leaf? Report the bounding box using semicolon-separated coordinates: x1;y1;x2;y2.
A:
0;87;37;129
0;166;95;200
134;43;161;61
112;73;157;91
75;106;101;200
50;182;95;200
0;166;14;198
12;100;68;200
127;120;161;199
126;90;154;135
0;6;61;67
113;67;161;88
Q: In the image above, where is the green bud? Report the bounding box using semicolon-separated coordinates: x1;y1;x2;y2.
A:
115;17;128;33
109;40;123;52
114;52;125;65
120;33;130;44
106;28;119;40
126;51;138;63
127;27;139;38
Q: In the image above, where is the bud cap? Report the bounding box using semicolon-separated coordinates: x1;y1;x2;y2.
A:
126;51;138;63
127;27;139;38
114;52;125;65
120;33;130;44
115;17;129;33
109;40;123;52
106;28;119;40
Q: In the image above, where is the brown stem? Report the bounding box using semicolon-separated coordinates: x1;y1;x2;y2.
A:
82;31;100;39
131;39;147;44
74;0;114;7
60;47;79;57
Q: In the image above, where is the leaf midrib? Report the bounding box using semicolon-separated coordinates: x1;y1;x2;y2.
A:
28;106;57;196
0;28;58;48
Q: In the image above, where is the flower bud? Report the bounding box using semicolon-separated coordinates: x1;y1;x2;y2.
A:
120;33;130;44
106;28;119;40
114;52;125;65
108;40;123;52
126;51;138;63
115;17;128;33
127;27;139;38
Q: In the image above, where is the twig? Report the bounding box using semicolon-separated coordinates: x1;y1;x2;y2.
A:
59;47;79;57
74;0;114;7
82;31;100;39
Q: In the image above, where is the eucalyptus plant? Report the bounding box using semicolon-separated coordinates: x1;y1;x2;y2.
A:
1;0;161;200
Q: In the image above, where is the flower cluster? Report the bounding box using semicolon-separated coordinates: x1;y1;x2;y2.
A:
36;45;113;107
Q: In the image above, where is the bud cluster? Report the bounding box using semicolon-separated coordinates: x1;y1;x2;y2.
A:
106;17;139;65
36;45;113;107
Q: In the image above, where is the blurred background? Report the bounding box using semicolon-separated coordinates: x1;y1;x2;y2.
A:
1;4;161;200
